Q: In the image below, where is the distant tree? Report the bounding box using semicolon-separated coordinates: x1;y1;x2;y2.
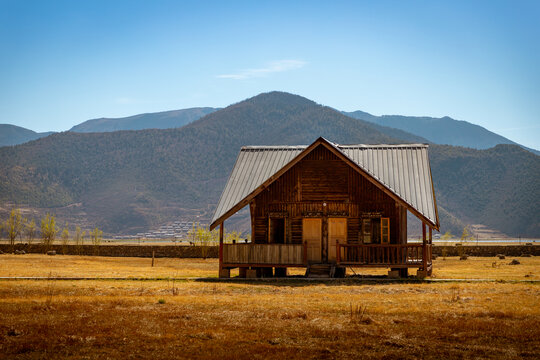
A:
4;208;24;251
225;230;241;244
41;213;58;250
25;219;37;246
441;231;453;240
74;226;85;254
90;227;103;255
61;223;70;254
186;223;219;259
461;226;472;242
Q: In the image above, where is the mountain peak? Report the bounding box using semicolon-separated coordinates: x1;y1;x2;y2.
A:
243;91;318;107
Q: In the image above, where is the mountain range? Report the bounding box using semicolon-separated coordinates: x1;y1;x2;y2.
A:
2;98;539;156
0;124;54;147
69;107;218;133
344;111;540;156
0;92;538;237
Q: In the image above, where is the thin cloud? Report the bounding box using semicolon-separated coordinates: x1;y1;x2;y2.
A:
217;60;306;80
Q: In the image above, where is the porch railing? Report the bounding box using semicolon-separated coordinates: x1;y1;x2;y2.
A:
223;243;305;265
336;243;432;267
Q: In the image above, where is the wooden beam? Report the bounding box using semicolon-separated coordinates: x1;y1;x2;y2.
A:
400;205;407;245
427;155;441;230
422;222;427;271
219;224;224;271
249;201;255;243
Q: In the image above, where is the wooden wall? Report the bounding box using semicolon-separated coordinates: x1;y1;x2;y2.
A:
251;145;401;248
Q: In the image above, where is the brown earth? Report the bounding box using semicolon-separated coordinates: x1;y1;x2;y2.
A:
0;255;539;359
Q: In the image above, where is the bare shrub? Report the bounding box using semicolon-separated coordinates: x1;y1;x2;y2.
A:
349;303;371;324
44;272;57;309
169;278;179;296
450;286;461;302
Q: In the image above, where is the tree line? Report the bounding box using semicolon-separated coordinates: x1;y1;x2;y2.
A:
0;208;103;252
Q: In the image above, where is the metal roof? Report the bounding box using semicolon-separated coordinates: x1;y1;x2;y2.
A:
210;138;439;229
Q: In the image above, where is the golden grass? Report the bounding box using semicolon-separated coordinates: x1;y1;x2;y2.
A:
0;255;539;358
0;279;539;359
0;254;538;280
431;256;539;280
0;254;218;278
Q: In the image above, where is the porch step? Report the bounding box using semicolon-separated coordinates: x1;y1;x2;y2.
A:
305;264;335;278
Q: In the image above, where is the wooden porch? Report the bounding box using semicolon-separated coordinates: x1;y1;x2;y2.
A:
222;243;305;267
336;242;432;269
221;242;432;271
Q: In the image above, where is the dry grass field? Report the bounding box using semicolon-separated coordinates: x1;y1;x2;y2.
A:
0;255;539;359
0;254;538;279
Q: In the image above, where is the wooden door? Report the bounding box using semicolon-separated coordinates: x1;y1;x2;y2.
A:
328;218;347;262
302;218;322;263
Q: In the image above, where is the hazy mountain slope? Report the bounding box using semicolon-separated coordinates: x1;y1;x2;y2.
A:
1;92;538;237
0;124;54;147
186;92;400;146
344;111;540;155
430;144;540;237
70;107;218;133
0;92;401;233
364;122;429;144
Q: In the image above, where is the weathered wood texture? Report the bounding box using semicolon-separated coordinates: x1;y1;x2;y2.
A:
303;218;322;263
222;244;304;265
337;243;424;267
251;145;399;246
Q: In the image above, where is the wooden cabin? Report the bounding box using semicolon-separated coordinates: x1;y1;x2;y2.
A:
209;137;439;278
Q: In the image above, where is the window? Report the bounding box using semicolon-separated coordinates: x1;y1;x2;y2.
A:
361;216;389;244
381;218;390;244
269;218;285;244
362;218;372;243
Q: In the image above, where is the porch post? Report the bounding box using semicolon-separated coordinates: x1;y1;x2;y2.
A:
249;201;255;243
422;222;427;271
428;226;433;275
398;205;408;277
219;224;224;268
218;223;229;278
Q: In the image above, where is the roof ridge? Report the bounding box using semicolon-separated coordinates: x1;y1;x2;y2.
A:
338;144;429;148
241;145;308;150
241;143;429;150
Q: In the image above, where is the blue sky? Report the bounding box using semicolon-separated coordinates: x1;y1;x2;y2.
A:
1;0;539;149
